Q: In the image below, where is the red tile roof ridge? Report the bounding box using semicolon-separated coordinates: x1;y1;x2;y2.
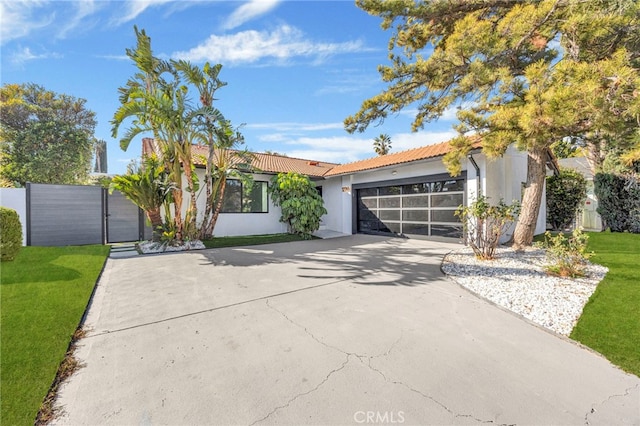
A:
251;150;339;166
144;135;481;179
190;145;339;166
324;136;482;177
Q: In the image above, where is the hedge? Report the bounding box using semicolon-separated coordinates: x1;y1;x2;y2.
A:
546;168;587;231
594;172;640;233
0;207;23;261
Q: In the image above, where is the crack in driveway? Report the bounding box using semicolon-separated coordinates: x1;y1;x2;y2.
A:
265;299;359;357
584;383;640;425
249;355;351;426
266;299;506;425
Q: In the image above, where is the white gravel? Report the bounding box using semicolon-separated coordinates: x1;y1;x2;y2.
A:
137;240;205;254
442;246;608;336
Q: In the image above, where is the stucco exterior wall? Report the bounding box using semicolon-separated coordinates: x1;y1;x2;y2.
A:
0;188;27;245
322;157;459;235
469;146;547;240
178;170;286;237
170;146;548;240
316;177;343;232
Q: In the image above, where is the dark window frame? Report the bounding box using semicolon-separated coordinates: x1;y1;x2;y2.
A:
220;179;269;214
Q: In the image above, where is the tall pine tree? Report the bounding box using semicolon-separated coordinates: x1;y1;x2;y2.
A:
346;0;640;247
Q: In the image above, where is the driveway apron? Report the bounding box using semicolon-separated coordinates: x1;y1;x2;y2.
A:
55;235;640;425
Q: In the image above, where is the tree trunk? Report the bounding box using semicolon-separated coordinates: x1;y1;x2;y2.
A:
172;187;183;241
513;147;547;249
584;135;607;175
198;141;215;239
182;161;199;239
204;177;227;239
146;208;163;242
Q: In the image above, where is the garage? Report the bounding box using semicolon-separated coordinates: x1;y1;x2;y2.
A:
355;174;465;239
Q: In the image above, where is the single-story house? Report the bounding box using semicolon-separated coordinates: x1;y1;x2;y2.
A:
143;137;554;241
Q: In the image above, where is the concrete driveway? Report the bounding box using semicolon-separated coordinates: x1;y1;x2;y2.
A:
55;235;639;425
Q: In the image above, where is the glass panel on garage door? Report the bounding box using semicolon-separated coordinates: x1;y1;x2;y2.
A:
356;177;464;238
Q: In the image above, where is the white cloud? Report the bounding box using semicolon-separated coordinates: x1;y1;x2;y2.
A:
283;136;374;164
400;101;477;122
57;0;101;39
173;25;367;65
314;72;381;96
391;131;458;151
253;129;458;164
223;0;281;31
11;46;62;65
113;0;174;25
96;54;130;61
0;0;52;45
258;133;288;143
249;122;344;132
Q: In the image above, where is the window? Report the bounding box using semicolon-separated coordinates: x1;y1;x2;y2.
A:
221;180;268;213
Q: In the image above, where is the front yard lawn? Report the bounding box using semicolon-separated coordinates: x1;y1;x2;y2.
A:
572;232;640;377
1;245;110;426
202;233;312;249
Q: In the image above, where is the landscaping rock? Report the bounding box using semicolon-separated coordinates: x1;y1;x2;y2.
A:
442;246;608;336
137;240;205;254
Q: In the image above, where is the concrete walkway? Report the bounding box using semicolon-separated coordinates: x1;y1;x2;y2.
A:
55;235;639;425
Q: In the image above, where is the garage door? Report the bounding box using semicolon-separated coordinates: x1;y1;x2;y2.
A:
356;177;465;238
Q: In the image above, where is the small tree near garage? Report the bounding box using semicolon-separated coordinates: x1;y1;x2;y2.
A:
455;196;520;260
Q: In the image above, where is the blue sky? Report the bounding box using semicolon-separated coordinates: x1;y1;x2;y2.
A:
1;0;458;175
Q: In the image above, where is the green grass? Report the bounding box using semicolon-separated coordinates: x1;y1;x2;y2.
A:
202;233;312;249
570;232;640;377
1;245;110;426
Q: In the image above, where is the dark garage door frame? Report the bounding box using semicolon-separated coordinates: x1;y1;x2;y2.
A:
26;183;150;246
352;171;467;239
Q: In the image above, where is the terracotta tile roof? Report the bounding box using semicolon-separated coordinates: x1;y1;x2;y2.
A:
142;137;481;179
324;137;482;177
143;138;336;178
190;145;337;178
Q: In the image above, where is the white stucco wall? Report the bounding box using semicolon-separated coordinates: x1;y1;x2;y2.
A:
468;146;547;240
181;170;286;237
0;188;27;245
169;146;548;239
316;177;343;232
321;145;547;241
323;157;458;235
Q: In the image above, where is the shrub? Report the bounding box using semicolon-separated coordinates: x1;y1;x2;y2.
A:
595;173;628;232
536;229;592;278
268;172;327;239
626;176;640;233
455;196;520;260
0;207;23;261
595;172;640;233
110;154;174;242
546;168;587;231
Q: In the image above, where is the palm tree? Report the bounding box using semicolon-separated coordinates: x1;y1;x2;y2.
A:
373;134;392;155
201;120;250;239
110;154;174;241
112;28;252;242
173;60;228;239
112;27;200;242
